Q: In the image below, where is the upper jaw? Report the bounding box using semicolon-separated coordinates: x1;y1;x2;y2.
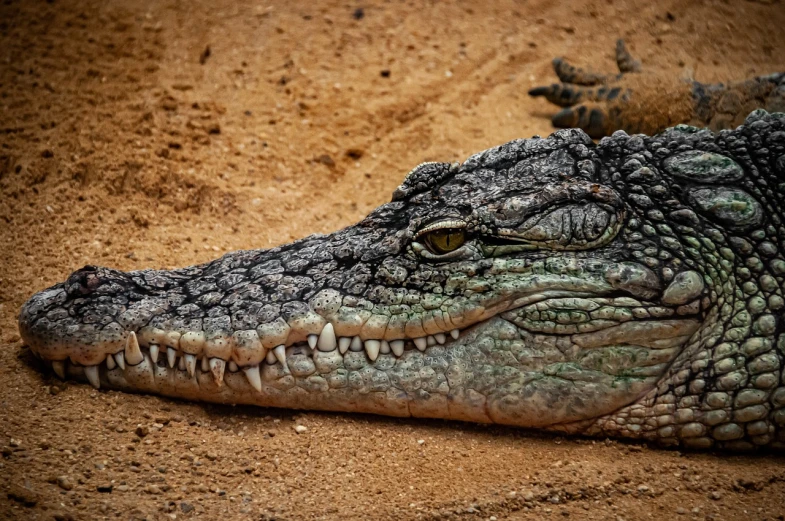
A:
18;234;708;394
18;254;676;372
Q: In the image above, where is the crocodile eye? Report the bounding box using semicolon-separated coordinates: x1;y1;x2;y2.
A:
422;228;466;255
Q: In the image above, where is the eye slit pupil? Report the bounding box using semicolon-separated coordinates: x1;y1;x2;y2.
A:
423;228;465;255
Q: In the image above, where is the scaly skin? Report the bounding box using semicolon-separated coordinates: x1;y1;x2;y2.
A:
18;107;785;450
529;40;785;138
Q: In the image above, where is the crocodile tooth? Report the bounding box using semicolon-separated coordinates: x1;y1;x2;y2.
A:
349;335;363;352
413;337;427;351
434;333;446;345
209;358;225;385
273;344;289;373
338;337;351;354
52;360;66;379
390;340;405;356
307;334;318;349
450;329;460;340
244;365;262;392
317;323;337;352
427;335;436;346
201;356;209;373
84;365;100;389
228;361;239;372
184;354;196;377
106;354;116;370
115;352;125;370
364;339;381;361
125;331;144;365
265;350;277;364
178;355;186;371
380;340;391;354
149;344;160;364
166;347;177;368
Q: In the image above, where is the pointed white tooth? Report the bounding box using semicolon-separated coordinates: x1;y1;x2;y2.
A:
149;344;160;364
317;323;337;352
244;365;262;392
209;358;225;385
338;337;352;354
201;356;210;373
350;335;363;352
84;365;100;389
450;329;460;340
106;355;116;370
307;334;318;349
178;355;186;371
434;333;446;345
273;345;289;373
125;331;143;365
266;350;277;364
364;340;380;361
426;335;436;346
413;337;427;351
115;352;125;370
380;340;390;354
185;354;196;377
52;360;66;379
390;340;405;357
166;347;177;368
228;361;239;372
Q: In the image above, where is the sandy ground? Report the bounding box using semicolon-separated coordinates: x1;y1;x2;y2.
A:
2;0;785;519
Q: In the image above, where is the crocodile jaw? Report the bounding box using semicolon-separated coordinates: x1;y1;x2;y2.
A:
33;314;701;428
21;276;702;429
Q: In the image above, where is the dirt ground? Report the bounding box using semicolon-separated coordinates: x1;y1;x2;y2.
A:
2;0;785;519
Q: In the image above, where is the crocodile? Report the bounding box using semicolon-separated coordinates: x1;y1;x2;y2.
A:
17;43;785;450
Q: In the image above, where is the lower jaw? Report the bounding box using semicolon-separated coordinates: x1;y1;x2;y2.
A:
35;311;699;431
55;348;501;424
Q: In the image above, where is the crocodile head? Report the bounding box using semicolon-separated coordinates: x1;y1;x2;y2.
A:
18;111;785;447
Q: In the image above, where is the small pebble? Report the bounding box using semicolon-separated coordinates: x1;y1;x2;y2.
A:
56;476;73;491
294;425;308;434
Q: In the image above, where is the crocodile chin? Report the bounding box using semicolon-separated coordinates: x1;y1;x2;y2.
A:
18;112;785;448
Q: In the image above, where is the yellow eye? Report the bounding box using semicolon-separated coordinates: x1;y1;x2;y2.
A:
422;228;466;255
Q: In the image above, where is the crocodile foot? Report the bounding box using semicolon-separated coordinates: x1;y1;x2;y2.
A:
529;39;785;138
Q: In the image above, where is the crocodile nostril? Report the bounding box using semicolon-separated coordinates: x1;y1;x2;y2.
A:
66;265;103;295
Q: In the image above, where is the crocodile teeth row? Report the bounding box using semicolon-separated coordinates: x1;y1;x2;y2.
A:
53;325;463;390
